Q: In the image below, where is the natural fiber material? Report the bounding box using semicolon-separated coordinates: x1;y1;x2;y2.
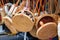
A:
29;14;58;39
59;37;60;40
3;16;18;34
29;26;37;37
12;13;34;32
36;14;57;25
58;18;60;40
36;22;57;39
36;14;57;39
0;8;6;24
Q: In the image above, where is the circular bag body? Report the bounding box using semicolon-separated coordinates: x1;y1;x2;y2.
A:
3;16;18;34
36;22;57;39
36;14;57;39
12;10;35;32
29;14;57;38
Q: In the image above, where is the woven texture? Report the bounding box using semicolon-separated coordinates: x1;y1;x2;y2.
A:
12;14;34;32
36;22;57;39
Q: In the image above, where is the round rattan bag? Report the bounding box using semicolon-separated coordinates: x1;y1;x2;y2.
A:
12;10;35;32
36;14;57;39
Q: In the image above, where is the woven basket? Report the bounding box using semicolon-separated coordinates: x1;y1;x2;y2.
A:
12;10;35;32
36;14;57;39
3;16;18;34
29;14;58;39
